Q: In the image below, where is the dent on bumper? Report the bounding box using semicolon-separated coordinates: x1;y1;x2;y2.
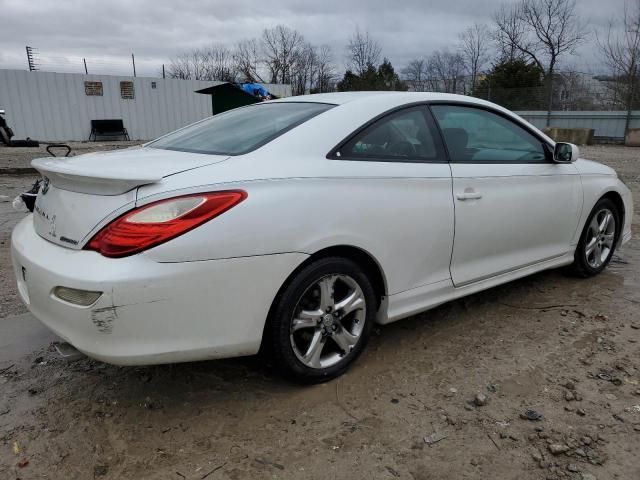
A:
11;216;308;365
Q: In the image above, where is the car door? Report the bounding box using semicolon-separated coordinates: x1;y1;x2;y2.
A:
330;105;455;295
430;103;581;287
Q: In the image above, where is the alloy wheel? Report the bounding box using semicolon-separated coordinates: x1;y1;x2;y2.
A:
584;208;616;269
289;274;367;369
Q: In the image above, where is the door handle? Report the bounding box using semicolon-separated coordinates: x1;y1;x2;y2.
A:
456;191;482;201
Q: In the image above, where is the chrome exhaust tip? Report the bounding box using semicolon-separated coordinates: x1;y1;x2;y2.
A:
54;342;85;361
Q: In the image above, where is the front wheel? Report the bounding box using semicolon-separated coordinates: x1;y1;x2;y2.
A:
267;257;376;383
568;198;620;277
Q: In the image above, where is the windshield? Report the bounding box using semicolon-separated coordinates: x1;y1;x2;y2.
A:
149;102;334;155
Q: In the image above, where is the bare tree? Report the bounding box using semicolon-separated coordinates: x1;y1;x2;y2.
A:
262;25;305;84
493;3;528;61
313;44;336;92
234;39;265;82
167;45;237;81
402;59;429;91
598;0;640;133
290;43;316;95
459;23;491;92
167;31;332;93
167;49;211;80
287;43;337;95
346;29;382;75
426;50;465;93
205;44;237;82
494;0;585;125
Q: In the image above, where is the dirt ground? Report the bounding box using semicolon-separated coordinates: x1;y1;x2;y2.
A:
0;141;143;170
0;144;639;480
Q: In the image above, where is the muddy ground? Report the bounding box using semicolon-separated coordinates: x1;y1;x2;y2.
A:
0;144;639;480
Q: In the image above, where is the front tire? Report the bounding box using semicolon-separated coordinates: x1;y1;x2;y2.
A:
568;198;620;277
267;257;376;383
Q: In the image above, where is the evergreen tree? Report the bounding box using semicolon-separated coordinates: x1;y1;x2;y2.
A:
337;59;408;91
474;59;544;110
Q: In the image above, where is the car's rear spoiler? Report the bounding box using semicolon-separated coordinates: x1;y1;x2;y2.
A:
32;157;162;195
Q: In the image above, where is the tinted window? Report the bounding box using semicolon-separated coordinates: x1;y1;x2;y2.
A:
340;107;445;161
431;105;547;163
149;102;334;155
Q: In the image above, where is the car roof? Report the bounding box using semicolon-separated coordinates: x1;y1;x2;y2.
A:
271;91;553;142
272;91;491;106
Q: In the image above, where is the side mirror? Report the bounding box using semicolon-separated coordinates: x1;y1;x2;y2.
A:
553;142;579;163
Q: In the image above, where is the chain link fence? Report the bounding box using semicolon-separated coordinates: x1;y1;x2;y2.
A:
407;72;640;113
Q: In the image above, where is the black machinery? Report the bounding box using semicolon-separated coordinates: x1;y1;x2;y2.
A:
0;108;39;147
18;144;72;212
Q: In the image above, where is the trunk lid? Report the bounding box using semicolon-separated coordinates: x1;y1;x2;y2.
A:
31;147;230;195
30;147;230;248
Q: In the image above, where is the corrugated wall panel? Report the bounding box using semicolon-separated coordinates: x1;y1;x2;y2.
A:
0;69;293;141
4;71;26;136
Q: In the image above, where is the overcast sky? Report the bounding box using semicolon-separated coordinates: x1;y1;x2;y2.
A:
0;0;624;78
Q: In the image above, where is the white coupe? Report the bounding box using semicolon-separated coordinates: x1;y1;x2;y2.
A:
11;92;633;382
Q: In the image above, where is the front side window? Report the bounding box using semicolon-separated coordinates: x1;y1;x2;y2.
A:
431;105;547;163
149;102;334;156
339;106;445;162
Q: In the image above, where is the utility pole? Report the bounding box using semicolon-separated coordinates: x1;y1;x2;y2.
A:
25;46;38;71
83;58;88;74
545;76;554;128
132;53;136;77
162;64;165;79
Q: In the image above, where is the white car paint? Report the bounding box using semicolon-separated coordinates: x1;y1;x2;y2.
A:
449;161;582;285
12;221;306;363
11;92;633;365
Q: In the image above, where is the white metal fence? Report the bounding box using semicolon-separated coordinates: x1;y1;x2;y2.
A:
515;111;640;139
0;69;291;142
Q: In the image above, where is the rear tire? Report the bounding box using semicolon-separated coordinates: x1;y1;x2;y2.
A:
267;257;376;383
567;198;620;277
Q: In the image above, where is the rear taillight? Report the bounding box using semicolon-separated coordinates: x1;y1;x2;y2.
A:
85;191;246;258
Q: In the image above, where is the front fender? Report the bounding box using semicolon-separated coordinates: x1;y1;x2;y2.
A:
574;173;633;247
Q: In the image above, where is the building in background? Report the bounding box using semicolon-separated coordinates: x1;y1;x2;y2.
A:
0;69;291;142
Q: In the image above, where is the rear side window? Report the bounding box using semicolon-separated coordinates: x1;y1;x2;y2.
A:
431;104;547;163
149;102;334;156
337;106;445;162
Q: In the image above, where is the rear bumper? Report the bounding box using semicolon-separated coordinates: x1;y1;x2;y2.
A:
11;216;307;365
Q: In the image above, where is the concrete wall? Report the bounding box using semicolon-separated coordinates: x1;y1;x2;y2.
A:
0;69;291;142
515;110;640;139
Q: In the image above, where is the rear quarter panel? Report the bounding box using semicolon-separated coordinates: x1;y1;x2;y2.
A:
133;98;460;296
138;174;454;297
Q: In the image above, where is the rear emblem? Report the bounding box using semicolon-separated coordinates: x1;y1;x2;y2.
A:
41;176;50;195
48;214;57;238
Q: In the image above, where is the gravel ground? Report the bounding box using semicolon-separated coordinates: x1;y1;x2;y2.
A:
0;145;639;479
0;141;143;170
